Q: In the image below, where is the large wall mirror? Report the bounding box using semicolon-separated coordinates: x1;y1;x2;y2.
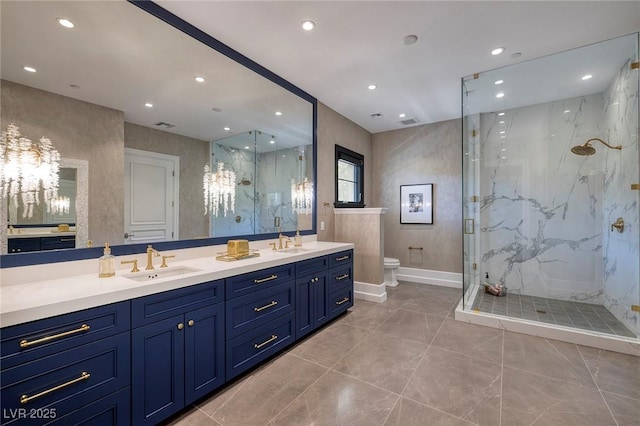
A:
0;1;316;265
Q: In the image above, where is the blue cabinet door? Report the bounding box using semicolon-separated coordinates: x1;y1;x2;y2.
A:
184;304;225;405
313;272;330;329
132;314;185;425
296;271;329;339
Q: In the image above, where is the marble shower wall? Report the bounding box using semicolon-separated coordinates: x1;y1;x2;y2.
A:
602;58;639;336
210;144;255;237
479;93;606;303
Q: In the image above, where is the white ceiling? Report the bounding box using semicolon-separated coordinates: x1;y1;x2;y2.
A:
159;1;640;134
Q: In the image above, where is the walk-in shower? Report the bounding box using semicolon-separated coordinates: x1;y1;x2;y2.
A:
459;33;639;354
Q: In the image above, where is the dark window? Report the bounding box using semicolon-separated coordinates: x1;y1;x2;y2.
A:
335;145;364;207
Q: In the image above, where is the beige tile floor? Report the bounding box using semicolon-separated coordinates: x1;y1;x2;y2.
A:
165;282;640;426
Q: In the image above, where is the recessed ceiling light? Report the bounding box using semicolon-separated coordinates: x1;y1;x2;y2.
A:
301;20;315;31
244;146;250;150
501;148;507;151
270;140;275;144
144;102;153;108
195;76;205;83
494;80;504;85
501;136;506;139
23;66;36;73
224;127;230;131
498;112;505;116
275;111;282;116
69;84;79;89
491;47;505;56
499;120;505;124
57;18;74;28
496;92;505;98
501;156;507;159
581;74;593;81
499;131;506;134
368;84;377;90
211;107;222;112
510;52;522;59
399;113;406;118
403;34;418;45
563;110;570;114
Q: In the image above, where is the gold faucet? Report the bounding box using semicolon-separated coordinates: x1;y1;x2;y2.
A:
278;233;291;250
146;245;160;270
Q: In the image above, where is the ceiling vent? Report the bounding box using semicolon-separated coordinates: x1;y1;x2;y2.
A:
400;118;419;125
370;113;383;119
154;121;175;129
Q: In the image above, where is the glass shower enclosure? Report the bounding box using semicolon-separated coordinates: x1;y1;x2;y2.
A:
462;33;639;340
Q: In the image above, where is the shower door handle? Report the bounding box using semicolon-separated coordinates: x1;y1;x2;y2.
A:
464;218;475;234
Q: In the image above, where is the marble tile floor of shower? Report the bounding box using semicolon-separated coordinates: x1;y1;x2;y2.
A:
471;290;637;338
166;282;640;426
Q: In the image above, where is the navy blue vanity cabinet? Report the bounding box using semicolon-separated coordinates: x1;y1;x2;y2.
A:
0;302;130;425
131;280;225;425
225;264;296;380
328;249;354;319
7;238;40;253
296;256;330;339
40;235;76;251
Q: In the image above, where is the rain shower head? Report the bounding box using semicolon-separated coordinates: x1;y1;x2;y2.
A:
570;138;622;156
238;177;252;185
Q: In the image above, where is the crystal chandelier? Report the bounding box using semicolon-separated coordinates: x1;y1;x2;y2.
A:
291;146;313;215
51;195;71;215
1;124;60;219
203;161;236;217
291;176;314;215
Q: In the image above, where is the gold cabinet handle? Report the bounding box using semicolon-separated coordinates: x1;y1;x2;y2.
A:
254;301;278;312
336;297;350;305
20;371;90;404
20;324;90;348
177;323;184;330
335;255;349;261
188;320;194;327
335;274;349;281
254;274;277;284
254;334;278;349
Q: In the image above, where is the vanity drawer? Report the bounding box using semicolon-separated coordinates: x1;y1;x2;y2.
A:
1;301;130;370
131;280;223;328
329;287;354;319
47;387;130;426
226;281;295;339
328;264;353;293
40;236;76;251
226;312;295;380
328;250;353;268
225;264;295;300
296;255;328;277
0;333;130;425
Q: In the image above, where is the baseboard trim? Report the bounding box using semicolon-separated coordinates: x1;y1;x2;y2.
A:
354;281;387;303
397;267;462;289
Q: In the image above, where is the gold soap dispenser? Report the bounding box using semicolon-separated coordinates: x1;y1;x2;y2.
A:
99;243;115;278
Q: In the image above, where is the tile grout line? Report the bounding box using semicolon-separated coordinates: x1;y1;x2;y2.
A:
576;345;620;426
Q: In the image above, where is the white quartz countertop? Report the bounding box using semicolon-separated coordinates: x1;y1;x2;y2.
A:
0;241;353;328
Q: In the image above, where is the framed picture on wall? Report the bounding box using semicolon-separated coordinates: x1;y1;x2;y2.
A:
400;183;433;224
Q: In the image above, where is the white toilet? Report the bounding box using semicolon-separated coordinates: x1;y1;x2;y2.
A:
383;257;400;287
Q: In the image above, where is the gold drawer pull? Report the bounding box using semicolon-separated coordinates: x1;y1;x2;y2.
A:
254;334;278;349
336;274;349;281
20;371;90;404
335;255;349;261
336;297;350;305
254;301;278;312
254;274;277;284
20;324;90;348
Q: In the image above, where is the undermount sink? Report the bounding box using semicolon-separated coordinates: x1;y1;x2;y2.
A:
275;247;309;254
123;266;201;282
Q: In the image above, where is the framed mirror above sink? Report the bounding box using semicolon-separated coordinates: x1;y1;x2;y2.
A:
0;0;316;266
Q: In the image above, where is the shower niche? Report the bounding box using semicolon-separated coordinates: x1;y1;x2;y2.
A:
461;33;639;340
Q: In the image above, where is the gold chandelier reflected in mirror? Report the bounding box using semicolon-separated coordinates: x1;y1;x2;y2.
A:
1;124;60;219
203;161;236;217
